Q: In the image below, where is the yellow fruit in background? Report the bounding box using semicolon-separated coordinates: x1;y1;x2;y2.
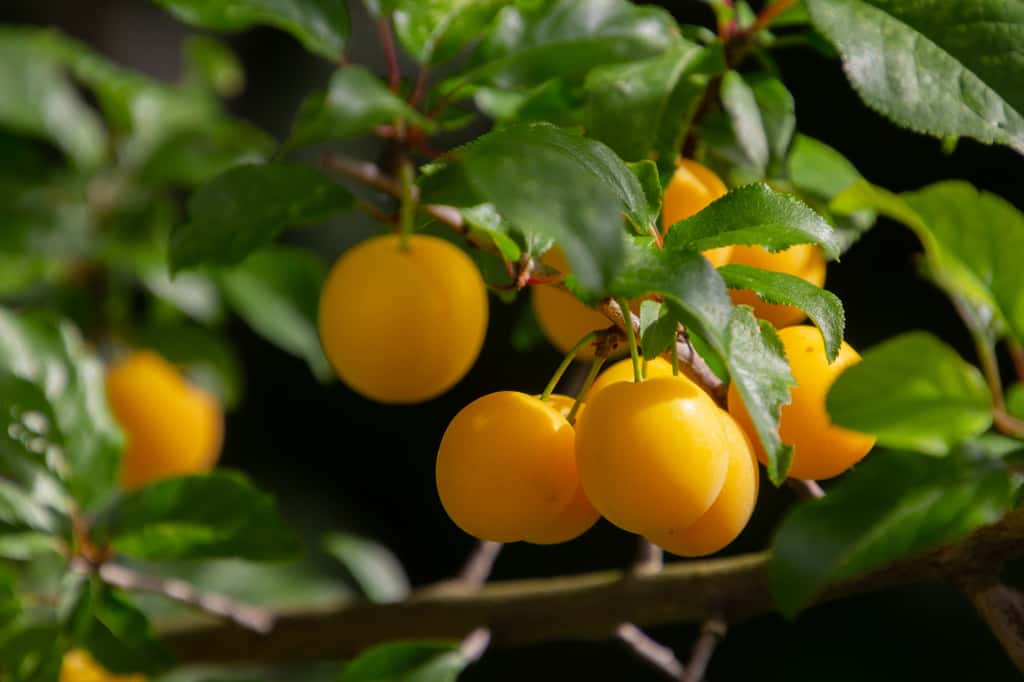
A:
727;325;876;481
651;410;759;557
106;351;222;489
319;234;488;403
531;248;613;359
727;244;827;328
584;356;675;401
575;376;730;536
522;394;600;544
661;159;732;267
61;650;146;682
436;392;578;543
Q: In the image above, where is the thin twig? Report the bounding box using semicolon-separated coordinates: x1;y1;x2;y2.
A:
994;410;1024;440
409;65;430;109
377;18;401;92
680;614;727;682
787;479;825;499
76;560;275;634
322;154;403;196
460;627;492;662
616;623;686;680
961;579;1024;674
748;0;797;34
458;541;503;589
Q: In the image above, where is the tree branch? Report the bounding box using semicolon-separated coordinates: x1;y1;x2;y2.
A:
787;479;825;499
158;506;1024;663
962;579;1024;674
596;299;727;405
457;541;503;589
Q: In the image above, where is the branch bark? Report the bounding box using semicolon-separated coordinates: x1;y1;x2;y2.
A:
160;505;1024;664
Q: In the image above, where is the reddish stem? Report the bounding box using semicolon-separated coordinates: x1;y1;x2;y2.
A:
377;18;401;92
750;0;797;34
409;65;430;109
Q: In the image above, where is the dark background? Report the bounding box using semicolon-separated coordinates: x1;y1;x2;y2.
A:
4;1;1022;679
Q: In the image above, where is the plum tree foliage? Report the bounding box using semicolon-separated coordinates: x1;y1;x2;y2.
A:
0;0;1023;679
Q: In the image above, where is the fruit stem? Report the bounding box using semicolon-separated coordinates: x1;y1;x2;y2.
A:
618;297;643;383
670;335;679;377
398;157;416;251
540;332;597;402
567;357;606;425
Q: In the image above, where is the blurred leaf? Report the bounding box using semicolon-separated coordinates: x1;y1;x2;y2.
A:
0;625;65;682
171;163;353;271
459;204;521;261
134;323;243;409
153;0;351;61
220;247;331;381
0;310;122;510
510;302;545;353
0;573;18;631
93;471;300;561
0;31;106;168
323;533;410;604
750;74;796;176
833;180;1024;342
142;120;275;187
805;0;1024;154
610;242;796;483
84;589;174;675
720;71;769;176
464;0;678;87
1009;383;1024;421
786;134;876;253
628;161;662;219
474;78;582;124
718;264;844;362
393;0;505;64
771;450;1015;617
288;67;432;149
142;269;224;325
458;123;651;292
665;183;841;259
827;332;992;456
584;41;723;168
637;300;676;362
0;533;63;562
184;34;244;97
340;641;467;682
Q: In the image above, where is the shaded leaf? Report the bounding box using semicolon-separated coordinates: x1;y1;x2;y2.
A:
771;450;1015;616
171;163;353;271
154;0;350;61
93;471;299;561
393;0;505;64
720;70;769;175
341;640;467;682
220;247;331;380
84;589;174;675
324;533;410;603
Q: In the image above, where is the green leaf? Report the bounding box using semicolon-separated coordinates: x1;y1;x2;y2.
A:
141;119;275;187
459;204;521;261
464;0;679;87
771;450;1015;617
183;34;244;97
340;641;467;682
749;74;796;176
721;309;795;484
583;41;723;167
0;32;106;168
220;247;331;381
1008;383;1024;422
171;162;353;271
0;310;122;510
720;71;769;176
805;0;1024;154
323;533;410;604
153;0;350;61
287;66;432;149
84;589;174;675
393;0;505;64
665;183;841;259
93;471;300;561
609;242;796;483
637;300;677;362
0;574;18;631
786;134;876;253
833;180;1024;343
458;123;639;292
827;332;992;456
718;264;845;362
0;625;65;682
